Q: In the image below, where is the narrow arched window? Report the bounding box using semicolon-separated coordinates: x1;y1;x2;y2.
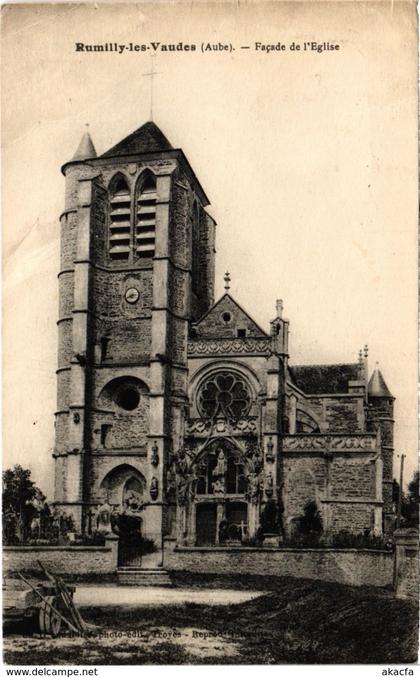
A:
135;172;157;259
109;174;131;261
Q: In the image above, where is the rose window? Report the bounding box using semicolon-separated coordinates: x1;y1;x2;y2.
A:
197;372;252;420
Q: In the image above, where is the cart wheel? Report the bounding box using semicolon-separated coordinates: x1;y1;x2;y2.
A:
38;596;62;637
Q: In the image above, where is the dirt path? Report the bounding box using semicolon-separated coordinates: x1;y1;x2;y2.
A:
74;586;265;607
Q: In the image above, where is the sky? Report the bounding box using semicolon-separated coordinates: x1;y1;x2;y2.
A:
2;1;418;497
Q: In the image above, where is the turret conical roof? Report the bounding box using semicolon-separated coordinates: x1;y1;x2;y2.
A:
72;131;97;161
368;367;393;398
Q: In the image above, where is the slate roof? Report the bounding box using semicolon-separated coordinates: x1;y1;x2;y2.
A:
100;121;173;158
289;363;360;395
368;367;393;398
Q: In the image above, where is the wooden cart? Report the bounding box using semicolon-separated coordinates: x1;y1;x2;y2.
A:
3;560;88;639
3;577;77;637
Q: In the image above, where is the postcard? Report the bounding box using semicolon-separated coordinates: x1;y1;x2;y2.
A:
2;0;418;668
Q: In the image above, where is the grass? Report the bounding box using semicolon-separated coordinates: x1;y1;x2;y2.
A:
4;574;418;665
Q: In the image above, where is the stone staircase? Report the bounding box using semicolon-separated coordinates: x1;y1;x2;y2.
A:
117;567;172;586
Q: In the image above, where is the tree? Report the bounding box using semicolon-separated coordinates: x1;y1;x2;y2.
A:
402;470;419;528
2;465;45;543
392;478;401;505
298;501;323;536
260;500;280;534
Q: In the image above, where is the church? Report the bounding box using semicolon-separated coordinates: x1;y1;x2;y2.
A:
53;120;395;562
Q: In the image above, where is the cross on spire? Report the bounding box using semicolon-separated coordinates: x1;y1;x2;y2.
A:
142;55;162;121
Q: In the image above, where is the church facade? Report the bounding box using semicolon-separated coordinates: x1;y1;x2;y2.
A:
53;121;395;557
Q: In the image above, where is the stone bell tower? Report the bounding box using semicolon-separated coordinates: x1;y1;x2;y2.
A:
53;121;216;543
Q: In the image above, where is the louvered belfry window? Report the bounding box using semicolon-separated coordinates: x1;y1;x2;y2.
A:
108;170;158;263
135;172;156;258
109;175;131;260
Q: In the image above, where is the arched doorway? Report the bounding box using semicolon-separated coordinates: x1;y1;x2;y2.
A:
99;463;146;507
191;440;252;546
99;464;146;567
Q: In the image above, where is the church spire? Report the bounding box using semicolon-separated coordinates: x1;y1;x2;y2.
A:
72;125;97;161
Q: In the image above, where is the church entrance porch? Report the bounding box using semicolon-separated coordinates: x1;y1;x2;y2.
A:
172;439;260;547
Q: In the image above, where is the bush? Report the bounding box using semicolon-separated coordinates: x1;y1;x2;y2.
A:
260;500;281;534
285;532;326;548
227;523;241;541
26;538;58;546
298;501;323;536
137;535;158;555
282;501;324;547
331;529;389;550
241;533;264;547
69;532;106;546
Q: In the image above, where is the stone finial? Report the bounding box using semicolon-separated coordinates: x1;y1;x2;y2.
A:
364;344;369;359
276;299;283;318
224;271;231;291
358;349;363;365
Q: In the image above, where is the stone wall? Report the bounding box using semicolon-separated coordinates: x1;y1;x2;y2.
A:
327;501;374;534
3;536;118;576
92;377;150;451
282;452;378;535
164;541;393;588
394;528;419;600
324;397;360;432
92;270;153;362
3;538;397;589
198;209;216;314
283;457;325;521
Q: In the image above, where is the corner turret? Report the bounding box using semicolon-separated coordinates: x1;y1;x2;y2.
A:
366;362;395;536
